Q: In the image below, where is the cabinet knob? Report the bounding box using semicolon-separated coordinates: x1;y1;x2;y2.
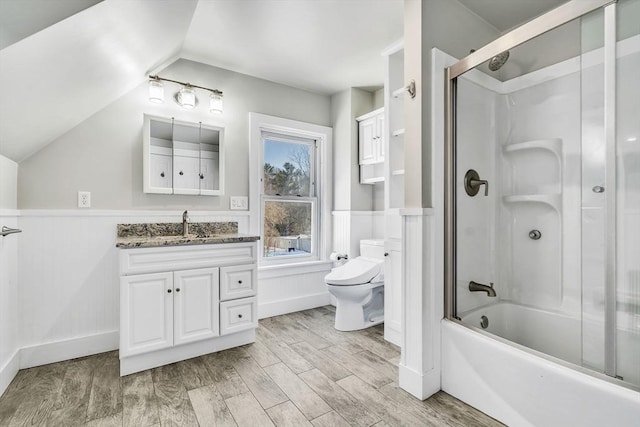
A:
175;288;180;292
238;314;243;318
384;252;389;256
160;172;165;177
167;289;172;293
179;171;184;176
199;174;204;179
238;280;242;284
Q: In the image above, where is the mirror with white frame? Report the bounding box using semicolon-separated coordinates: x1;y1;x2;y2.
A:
143;114;224;195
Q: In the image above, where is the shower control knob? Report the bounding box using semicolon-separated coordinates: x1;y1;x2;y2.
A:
592;185;605;193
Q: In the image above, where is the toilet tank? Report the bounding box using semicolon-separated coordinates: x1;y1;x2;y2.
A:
359;239;385;259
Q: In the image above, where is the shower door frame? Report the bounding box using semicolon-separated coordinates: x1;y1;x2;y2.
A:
444;0;619;376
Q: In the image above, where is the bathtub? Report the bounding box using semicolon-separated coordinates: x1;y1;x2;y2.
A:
441;302;640;427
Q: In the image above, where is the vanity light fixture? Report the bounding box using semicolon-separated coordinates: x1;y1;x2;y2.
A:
148;74;224;114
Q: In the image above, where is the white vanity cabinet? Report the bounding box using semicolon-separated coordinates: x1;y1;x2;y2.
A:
119;242;257;375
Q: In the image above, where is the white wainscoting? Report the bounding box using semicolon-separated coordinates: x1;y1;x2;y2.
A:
331;211;384;258
0;211;20;396
16;210;250;370
258;261;333;319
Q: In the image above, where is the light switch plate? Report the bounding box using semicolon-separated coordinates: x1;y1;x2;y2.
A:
78;191;91;208
230;196;248;210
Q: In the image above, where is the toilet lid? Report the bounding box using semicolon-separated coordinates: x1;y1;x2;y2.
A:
325;257;382;286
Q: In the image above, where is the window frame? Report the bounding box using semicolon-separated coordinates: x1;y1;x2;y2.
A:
249;113;332;267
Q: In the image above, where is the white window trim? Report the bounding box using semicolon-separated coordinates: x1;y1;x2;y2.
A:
249;112;333;267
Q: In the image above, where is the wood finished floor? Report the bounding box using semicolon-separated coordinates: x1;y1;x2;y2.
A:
0;306;503;426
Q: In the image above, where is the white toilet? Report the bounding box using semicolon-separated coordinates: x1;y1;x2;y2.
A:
324;239;385;331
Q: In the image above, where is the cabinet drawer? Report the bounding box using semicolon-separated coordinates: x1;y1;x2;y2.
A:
220;297;257;335
220;264;257;301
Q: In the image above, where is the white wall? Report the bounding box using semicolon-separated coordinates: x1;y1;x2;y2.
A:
0;154;19;396
18;58;331;210
331;88;376;211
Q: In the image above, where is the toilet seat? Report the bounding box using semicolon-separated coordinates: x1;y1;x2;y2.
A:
324;257;382;286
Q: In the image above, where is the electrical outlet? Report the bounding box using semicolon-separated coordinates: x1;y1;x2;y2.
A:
230;196;248;210
78;191;91;208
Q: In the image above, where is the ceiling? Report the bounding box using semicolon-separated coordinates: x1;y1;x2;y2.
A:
458;0;567;32
0;0;568;163
182;0;403;95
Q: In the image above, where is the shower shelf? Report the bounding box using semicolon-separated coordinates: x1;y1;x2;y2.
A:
503;138;562;159
502;194;561;212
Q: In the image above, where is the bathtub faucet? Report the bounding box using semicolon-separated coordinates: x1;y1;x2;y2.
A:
469;281;497;297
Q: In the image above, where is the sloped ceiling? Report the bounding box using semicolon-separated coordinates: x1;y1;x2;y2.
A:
0;0;104;50
0;0;197;162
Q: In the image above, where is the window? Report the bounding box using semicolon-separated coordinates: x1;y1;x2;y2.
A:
262;134;317;258
250;113;332;266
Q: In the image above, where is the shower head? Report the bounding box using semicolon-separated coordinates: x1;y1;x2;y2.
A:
488;51;510;71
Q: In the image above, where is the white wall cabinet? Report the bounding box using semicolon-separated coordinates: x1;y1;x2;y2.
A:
119;242;257;375
143;114;225;196
357;108;385;184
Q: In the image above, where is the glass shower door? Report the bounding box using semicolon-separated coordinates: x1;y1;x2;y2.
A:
448;0;640;389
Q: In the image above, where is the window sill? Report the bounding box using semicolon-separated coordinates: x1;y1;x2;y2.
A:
258;259;334;279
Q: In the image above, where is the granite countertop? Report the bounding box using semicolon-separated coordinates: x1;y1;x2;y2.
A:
116;222;259;249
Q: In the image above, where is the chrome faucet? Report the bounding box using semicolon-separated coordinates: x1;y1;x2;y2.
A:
469;281;497;297
182;210;190;237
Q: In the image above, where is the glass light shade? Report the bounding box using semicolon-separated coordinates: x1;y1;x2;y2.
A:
148;79;164;103
178;86;196;109
209;92;223;114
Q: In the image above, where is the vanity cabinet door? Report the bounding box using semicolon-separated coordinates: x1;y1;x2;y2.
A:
199;154;219;193
173;155;200;195
173;268;220;346
150;154;173;190
358;117;377;165
120;272;174;357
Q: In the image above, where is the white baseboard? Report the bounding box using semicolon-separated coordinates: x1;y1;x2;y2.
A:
258;292;331;319
398;363;440;400
19;330;119;369
0;349;20;397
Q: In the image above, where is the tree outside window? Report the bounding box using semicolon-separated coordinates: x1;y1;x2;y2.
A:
262;138;315;258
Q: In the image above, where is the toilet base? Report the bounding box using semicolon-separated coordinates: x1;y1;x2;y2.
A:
332;284;384;331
